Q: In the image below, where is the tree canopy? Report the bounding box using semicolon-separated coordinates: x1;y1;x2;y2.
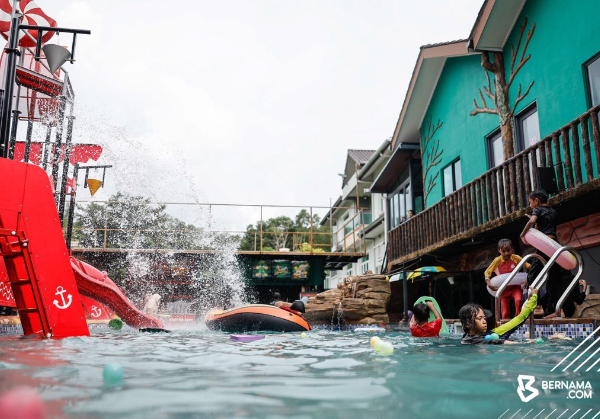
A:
239;209;330;252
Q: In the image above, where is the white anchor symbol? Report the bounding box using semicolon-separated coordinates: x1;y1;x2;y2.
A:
52;286;72;310
90;305;102;318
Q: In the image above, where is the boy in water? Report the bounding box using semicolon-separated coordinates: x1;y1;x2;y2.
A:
520;189;564;317
410;301;442;337
459;288;538;344
485;239;530;319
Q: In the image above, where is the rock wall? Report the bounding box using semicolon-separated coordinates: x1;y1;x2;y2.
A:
573;293;600;318
305;273;391;325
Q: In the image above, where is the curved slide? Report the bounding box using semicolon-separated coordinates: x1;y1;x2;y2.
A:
70;257;164;329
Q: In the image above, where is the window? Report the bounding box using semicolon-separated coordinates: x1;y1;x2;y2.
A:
516;103;541;150
442;159;462;197
346;268;353;277
486;128;503;168
586;53;600;107
389;181;411;229
360;254;370;274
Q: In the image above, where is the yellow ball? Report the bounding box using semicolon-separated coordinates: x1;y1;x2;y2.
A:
374;339;383;352
380;342;394;355
370;336;381;347
300;332;308;338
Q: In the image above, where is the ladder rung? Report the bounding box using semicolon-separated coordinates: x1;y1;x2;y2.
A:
9;279;31;285
17;308;39;313
0;250;23;258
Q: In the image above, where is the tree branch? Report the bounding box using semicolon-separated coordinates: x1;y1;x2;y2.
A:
510;80;534;117
507;19;536;90
481;52;499;73
470;88;498;116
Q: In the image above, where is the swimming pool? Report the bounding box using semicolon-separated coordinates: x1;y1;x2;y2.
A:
1;328;599;419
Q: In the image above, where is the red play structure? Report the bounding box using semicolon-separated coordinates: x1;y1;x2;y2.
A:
0;158;163;337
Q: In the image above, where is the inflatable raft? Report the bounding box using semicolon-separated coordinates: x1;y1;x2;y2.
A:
205;304;311;333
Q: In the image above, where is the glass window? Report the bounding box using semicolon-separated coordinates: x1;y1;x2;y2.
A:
442;159;461;197
587;54;600;107
521;110;541;147
388;181;411;228
487;130;503;168
515;104;540;151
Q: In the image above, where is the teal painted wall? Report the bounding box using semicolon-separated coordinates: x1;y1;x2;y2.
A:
422;0;600;207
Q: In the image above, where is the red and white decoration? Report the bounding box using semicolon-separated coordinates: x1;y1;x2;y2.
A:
0;0;57;48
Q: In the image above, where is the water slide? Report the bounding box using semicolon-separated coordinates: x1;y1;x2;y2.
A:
70;258;164;329
0;158;162;336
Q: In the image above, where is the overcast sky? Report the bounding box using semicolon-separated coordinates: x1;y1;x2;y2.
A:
23;0;482;230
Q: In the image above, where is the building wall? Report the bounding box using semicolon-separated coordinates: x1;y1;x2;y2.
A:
422;0;600;207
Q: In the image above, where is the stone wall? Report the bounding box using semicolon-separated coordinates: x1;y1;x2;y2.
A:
305;273;391;325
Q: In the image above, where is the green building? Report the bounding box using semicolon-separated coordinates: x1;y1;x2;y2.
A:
372;0;600;318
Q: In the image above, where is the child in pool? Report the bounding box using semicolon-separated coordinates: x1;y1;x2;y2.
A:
520;189;564;317
410;301;442;337
460;288;538;345
484;238;530;319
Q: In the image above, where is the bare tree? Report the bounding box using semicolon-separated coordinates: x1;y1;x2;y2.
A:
422;118;444;206
470;17;536;160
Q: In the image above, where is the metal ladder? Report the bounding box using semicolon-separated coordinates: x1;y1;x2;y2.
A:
495;246;583;338
0;225;52;337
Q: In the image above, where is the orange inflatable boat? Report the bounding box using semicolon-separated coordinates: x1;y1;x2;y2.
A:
205;304;310;333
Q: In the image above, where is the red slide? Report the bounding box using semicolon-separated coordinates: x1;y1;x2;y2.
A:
70;257;164;329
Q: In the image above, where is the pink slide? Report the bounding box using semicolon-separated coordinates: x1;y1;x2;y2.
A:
70;257;164;329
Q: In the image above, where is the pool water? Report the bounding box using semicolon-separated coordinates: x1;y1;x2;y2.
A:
1;329;599;419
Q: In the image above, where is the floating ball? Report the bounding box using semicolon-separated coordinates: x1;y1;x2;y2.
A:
108;319;123;330
489;333;500;340
373;339;383;352
103;364;123;387
379;342;394;355
536;338;544;344
0;386;46;419
300;332;308;338
370;336;381;347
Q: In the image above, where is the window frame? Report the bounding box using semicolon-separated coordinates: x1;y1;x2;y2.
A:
485;127;502;169
441;158;461;197
584;51;600;109
514;101;540;152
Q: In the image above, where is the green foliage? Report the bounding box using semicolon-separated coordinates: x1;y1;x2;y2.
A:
239;209;331;252
73;192;239;250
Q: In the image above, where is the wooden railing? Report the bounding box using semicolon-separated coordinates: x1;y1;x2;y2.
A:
388;104;600;265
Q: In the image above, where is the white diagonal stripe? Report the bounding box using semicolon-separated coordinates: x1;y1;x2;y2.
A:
522;409;534;419
545;409;557;418
580;410;592;419
552;326;600;371
509;409;522;419
567;409;581;419
562;335;600;371
576;344;600;372
498;409;510;419
556;411;569;419
586;355;600;372
533;410;547;419
590;411;600;419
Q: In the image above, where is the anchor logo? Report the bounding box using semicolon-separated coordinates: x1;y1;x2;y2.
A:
90;305;102;318
52;286;72;310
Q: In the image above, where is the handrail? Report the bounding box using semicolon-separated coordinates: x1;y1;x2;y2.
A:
555;251;584;317
527;245;581;338
495;253;547;324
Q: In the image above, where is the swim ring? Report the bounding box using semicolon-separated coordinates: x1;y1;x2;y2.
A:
486;272;528;297
524;228;577;270
205;304;310;333
414;296;449;335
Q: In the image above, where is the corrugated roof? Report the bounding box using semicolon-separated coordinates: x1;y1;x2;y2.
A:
348;149;376;164
421;39;468;49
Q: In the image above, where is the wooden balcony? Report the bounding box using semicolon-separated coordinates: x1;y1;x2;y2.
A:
388;104;600;268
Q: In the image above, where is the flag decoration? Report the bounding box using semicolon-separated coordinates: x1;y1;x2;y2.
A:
86;179;102;196
0;0;57;48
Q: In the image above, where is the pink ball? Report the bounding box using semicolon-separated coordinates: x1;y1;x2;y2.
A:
0;386;46;419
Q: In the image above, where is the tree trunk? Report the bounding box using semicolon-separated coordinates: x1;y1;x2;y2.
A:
500;120;515;160
490;52;515;160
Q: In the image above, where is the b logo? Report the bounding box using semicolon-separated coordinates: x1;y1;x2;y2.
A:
517;375;539;402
